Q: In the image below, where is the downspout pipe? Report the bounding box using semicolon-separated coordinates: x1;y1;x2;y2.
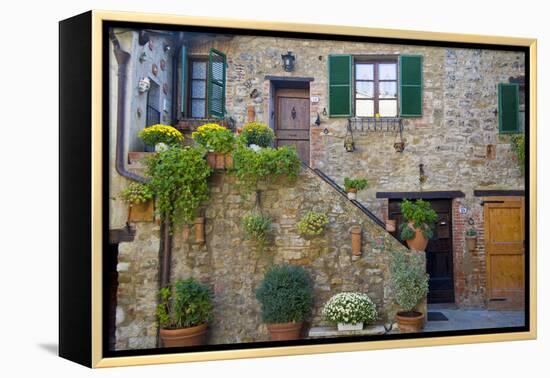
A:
109;30;146;183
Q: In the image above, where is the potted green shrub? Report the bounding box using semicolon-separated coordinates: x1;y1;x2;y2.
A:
146;146;212;229
138;124;184;152
240;122;275;148
343;178;368;200
242;212;271;251
399;199;438;251
119;182;155;222
296;211;329;237
255;264;313;340
192;123;236;169
390;251;429;333
322;292;378;331
465;228;477;252
156;278;214;347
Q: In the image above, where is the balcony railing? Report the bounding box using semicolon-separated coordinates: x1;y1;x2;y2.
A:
348;117;403;134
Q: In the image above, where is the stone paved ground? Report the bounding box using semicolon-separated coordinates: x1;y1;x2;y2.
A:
424;303;525;332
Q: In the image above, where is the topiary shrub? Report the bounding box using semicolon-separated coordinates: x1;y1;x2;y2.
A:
322;292;378;326
138;124;184;147
156;278;214;329
390;251;429;313
240;122;275;147
192;123;236;153
255;265;313;324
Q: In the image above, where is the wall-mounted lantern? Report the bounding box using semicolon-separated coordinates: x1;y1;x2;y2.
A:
281;51;296;72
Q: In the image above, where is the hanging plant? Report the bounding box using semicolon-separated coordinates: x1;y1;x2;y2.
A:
146;146;212;229
242;212;272;249
510;134;525;173
297;211;329;237
119;182;154;205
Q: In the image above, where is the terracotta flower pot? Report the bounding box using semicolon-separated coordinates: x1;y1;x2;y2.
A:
206;152;232;169
347;188;357;200
128;200;154;222
405;223;429;251
266;322;303;341
395;311;424;333
194;217;205;244
159;323;208;347
350;226;362;257
465;236;477;252
385;219;396;232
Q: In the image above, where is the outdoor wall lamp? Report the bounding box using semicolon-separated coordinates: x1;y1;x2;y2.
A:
315;113;321;126
281;51;296;72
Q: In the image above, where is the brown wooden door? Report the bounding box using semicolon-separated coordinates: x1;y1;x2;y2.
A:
389;199;454;303
484;196;525;309
275;88;310;165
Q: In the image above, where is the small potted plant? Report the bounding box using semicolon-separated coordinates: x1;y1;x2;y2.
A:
255;264;313;341
119;182;155;222
242;212;272;251
465;228;477;252
138;124;184;152
296;211;329;237
156;278;214;347
399;199;438;251
192;123;236;169
390;251;429;333
322;292;378;331
240;122;275;148
343;178;368;200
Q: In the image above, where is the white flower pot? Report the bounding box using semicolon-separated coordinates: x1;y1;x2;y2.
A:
347;191;357;200
337;322;363;331
155;142;168;152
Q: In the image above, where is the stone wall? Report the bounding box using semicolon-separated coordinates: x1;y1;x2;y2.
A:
115;167;422;349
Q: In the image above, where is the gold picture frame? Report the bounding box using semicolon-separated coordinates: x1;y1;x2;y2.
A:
59;9;537;368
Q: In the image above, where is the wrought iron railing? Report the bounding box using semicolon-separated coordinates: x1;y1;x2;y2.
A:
348;117;403;134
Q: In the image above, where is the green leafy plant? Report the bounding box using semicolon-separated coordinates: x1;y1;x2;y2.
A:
466;228;477;237
343;177;368;192
511;134;525;173
296;211;329;236
242;212;271;246
390;251;429;313
138;124;184;147
230;145;301;195
192;123;236;153
322;292;378;325
156;278;214;329
119;182;154;204
146;146;212;228
399;199;438;240
240;122;275;147
255;264;313;324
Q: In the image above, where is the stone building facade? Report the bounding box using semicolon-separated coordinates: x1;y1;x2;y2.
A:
108;27;525;350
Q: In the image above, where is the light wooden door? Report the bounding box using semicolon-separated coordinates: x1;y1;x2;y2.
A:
275;88;310;165
484;196;525;309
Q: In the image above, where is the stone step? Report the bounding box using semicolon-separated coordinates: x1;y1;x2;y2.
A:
308;324;387;338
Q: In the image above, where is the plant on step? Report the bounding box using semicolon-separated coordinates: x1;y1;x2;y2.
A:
138;124;184;147
146;146;212;228
296;211;329;236
119;182;154;204
230;145;301;195
466;228;477;237
399;199;438;240
255;264;313;324
242;212;271;246
322;292;378;326
156;278;214;329
192;123;236;153
510;134;525;173
343;177;368;192
240;122;275;148
389;251;429;313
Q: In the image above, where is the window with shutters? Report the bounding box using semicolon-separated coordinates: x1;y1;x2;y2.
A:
187;58;208;118
354;59;398;117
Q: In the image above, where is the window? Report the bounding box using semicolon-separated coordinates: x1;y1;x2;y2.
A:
188;58;208;118
146;80;160;126
354;60;398;117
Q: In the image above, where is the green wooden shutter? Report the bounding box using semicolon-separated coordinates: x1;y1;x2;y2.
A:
498;83;520;133
399;55;423;117
328;55;352;117
208;48;226;118
180;45;187;116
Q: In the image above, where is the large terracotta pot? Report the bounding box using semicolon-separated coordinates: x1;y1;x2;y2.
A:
128;200;154;222
395;311;424;333
350;226;362;257
206;152;233;169
405;223;429;251
266;322;303;341
159;323;208;347
465;236;477;252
